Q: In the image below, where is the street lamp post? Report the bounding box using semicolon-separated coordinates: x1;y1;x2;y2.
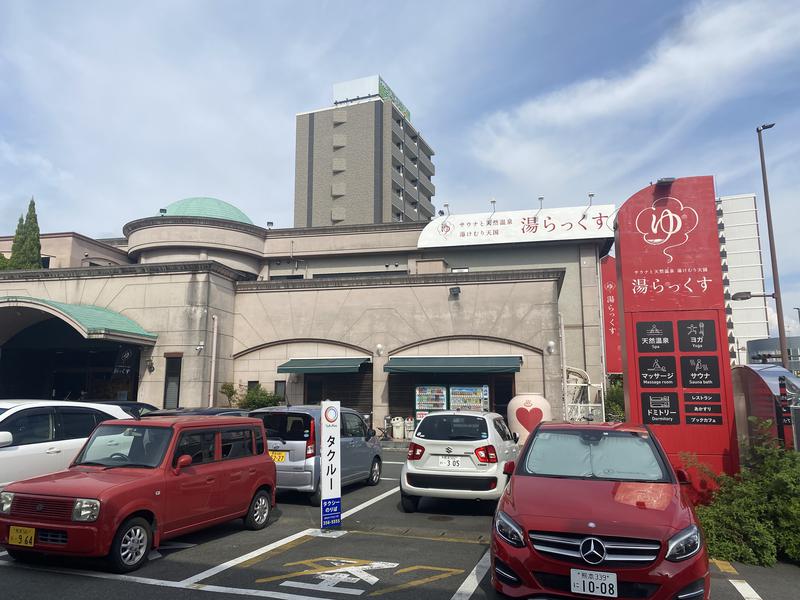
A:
757;123;788;369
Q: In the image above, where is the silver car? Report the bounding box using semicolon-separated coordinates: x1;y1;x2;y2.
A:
249;405;382;505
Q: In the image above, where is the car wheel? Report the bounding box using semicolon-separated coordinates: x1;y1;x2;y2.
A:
6;548;43;563
244;489;272;530
366;457;382;486
108;517;151;573
309;484;322;507
400;491;419;513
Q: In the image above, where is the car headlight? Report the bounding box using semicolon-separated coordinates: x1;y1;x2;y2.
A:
495;511;526;548
0;491;13;514
72;498;101;522
666;524;702;561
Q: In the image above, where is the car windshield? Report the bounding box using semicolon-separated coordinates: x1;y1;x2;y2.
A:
259;412;312;441
74;424;172;468
416;415;489;441
521;429;669;482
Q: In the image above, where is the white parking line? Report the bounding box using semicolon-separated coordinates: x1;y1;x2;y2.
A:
380;477;399;481
450;549;491;600
730;580;764;600
183;485;400;585
0;551;7;557
382;461;405;465
341;486;400;519
180;529;314;585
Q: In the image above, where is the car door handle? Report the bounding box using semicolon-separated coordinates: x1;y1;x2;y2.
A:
46;447;62;454
249;468;256;475
206;477;216;484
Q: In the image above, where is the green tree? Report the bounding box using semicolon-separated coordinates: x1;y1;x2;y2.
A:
0;252;8;270
8;199;42;270
21;198;42;269
8;216;25;269
236;383;282;410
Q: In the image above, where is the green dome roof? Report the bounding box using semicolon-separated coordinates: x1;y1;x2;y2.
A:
161;197;253;225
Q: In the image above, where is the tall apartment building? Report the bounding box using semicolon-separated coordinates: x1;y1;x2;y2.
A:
294;76;435;227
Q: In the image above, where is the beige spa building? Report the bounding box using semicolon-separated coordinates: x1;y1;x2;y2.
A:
0;197;614;424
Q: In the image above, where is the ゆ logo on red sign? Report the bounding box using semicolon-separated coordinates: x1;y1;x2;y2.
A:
634;197;699;263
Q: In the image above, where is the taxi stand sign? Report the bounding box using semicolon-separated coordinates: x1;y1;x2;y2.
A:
320;400;342;529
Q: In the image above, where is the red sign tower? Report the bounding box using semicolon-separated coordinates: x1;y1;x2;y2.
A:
616;176;739;482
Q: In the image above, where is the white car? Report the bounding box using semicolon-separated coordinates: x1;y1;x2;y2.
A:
0;400;131;490
400;411;519;512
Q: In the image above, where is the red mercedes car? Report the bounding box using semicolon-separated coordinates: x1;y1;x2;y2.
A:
1;416;276;572
492;422;708;600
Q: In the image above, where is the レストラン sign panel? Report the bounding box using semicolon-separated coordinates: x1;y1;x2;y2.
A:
417;205;616;248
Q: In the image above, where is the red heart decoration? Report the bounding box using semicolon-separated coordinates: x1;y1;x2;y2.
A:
516;407;544;432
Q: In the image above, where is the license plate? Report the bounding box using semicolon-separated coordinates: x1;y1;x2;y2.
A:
570;569;618;598
9;526;35;548
438;456;463;468
269;451;287;463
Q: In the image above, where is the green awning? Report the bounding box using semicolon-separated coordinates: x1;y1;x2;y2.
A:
0;295;157;346
384;356;522;373
277;357;371;374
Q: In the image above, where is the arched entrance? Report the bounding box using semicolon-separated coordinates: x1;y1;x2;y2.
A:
0;296;157;401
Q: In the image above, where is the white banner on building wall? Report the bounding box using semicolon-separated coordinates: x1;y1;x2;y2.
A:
320;400;342;529
417;204;616;248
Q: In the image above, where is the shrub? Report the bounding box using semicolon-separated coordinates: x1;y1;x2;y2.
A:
693;418;800;566
236;383;282;410
604;375;625;421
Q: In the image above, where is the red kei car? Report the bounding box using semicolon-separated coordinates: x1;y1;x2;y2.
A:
0;416;276;572
492;422;708;600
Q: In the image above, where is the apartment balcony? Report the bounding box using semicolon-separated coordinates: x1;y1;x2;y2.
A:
418;171;435;197
391;168;405;190
391;120;404;143
404;156;419;179
418;151;435;177
403;134;418;158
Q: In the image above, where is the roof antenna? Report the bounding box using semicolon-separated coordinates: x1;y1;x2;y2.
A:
534;196;544;224
584;192;594;217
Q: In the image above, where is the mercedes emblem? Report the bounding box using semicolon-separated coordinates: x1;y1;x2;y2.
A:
579;537;606;565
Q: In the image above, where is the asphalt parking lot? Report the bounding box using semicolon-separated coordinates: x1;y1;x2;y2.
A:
1;449;798;600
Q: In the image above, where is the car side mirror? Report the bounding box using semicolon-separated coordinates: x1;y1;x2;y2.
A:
512;432;519;443
675;468;691;484
366;428;376;440
0;431;12;448
173;454;192;474
503;461;515;476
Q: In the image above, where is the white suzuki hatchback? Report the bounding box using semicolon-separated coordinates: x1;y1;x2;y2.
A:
0;400;131;490
400;411;518;512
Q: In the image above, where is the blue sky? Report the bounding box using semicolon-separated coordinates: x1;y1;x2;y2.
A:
1;0;799;327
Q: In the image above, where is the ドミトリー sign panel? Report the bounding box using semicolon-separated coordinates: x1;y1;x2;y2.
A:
320;400;342;529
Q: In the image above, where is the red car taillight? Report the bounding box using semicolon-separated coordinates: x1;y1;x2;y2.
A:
475;445;498;463
305;418;316;459
407;442;425;461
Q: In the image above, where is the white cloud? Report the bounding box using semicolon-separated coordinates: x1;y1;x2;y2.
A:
470;0;800;207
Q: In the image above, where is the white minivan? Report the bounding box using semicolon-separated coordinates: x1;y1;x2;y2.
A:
400;411;519;512
0;400;131;490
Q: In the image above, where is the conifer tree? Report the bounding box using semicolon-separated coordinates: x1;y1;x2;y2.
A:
8;215;25;269
21;198;42;269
